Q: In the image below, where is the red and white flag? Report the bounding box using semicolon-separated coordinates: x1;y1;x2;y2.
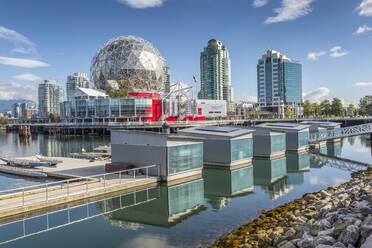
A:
193;75;197;83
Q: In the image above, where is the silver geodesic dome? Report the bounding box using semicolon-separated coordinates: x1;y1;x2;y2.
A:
91;36;166;92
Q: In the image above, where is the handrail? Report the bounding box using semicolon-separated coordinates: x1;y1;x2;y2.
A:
0;164;158;196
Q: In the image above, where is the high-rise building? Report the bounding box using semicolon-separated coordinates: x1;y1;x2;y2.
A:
257;49;302;117
20;102;38;119
38;80;65;119
12;103;21;118
66;72;91;100
199;39;234;112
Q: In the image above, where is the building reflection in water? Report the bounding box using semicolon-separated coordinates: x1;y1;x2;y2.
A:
203;165;254;210
327;142;341;157
105;179;205;228
253;157;288;200
286;152;310;187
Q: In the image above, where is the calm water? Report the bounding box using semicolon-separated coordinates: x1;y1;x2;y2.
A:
0;132;370;248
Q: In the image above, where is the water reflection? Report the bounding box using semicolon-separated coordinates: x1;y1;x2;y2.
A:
203;166;254;210
286;152;310;187
106;179;205;228
327;142;342;157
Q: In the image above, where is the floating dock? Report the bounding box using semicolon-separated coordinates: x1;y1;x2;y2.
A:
0;156;159;220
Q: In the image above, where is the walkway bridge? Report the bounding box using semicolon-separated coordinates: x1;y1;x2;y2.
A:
309;122;372;143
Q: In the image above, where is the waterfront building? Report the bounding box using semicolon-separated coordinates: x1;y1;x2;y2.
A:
38;80;65;119
164;67;171;94
179;126;253;168
20;102;38;119
254;123;310;152
66;72;91;100
199;39;234;112
110;130;203;182
360;95;372;106
251;129;286;159
257;50;302;117
11;103;21;118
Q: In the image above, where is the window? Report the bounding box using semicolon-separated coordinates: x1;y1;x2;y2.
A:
271;134;285;153
231;138;252;162
167;144;202;175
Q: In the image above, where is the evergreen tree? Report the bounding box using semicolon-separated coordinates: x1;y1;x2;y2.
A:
331;98;344;116
320;100;332;116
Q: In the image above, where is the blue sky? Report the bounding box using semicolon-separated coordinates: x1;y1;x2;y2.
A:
0;0;371;106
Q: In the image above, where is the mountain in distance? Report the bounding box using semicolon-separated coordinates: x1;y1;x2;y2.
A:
0;99;32;112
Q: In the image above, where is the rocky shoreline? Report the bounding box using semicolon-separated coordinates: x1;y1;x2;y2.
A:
210;168;372;248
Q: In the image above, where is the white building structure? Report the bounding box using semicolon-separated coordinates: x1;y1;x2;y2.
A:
38;80;64;119
66;72;91;100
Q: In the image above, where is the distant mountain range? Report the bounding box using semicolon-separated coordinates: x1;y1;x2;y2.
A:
0;99;31;112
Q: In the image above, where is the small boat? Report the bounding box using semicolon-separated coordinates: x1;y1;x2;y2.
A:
36;155;63;165
1;156;52;167
93;145;111;154
0;164;47;178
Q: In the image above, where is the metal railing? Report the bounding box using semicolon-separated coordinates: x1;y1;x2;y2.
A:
0;165;159;212
0;186;160;245
309;122;372;142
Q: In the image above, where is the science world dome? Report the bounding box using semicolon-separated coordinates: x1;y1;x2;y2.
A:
91;36;167;92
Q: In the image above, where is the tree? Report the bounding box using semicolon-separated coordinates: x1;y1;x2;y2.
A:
366;103;372;116
0;117;9;125
284;109;294;118
49;113;56;123
302;100;315;117
312;103;321;116
320;100;332;116
331;98;344;116
346;104;356;116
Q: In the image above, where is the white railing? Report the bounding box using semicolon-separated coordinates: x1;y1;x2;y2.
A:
309;122;372;142
0;165;159;212
0;186;160;245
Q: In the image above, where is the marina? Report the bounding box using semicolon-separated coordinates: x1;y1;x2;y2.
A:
0;130;370;247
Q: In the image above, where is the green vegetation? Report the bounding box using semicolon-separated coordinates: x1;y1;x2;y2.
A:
346;104;356;116
284;109;294;118
0;117;9;125
358;96;372;116
106;88;131;98
302;98;351;117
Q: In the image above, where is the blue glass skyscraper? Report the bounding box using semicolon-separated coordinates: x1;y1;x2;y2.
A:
257;50;302;117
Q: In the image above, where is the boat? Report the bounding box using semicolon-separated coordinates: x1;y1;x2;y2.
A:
93;145;111;154
36;155;63;165
0;156;52;167
0;164;47;178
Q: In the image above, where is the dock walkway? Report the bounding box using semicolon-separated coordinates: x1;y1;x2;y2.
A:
0;164;159;219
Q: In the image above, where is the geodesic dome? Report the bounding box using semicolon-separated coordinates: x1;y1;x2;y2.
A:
91;36;166;92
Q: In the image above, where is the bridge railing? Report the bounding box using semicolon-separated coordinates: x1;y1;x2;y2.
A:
309;122;372;142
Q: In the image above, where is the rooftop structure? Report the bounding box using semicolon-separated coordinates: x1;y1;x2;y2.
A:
111;130;204;182
179;126;254;168
251;128;286;159
91;36;167;94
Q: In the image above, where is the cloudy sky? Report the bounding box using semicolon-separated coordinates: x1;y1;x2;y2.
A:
0;0;371;104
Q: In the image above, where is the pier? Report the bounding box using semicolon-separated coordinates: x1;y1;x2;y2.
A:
0;161;159;220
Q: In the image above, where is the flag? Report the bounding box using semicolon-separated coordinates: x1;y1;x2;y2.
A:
193;75;197;83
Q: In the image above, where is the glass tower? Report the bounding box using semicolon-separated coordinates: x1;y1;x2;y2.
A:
257;50;302;117
66;72;91;100
199;39;234;112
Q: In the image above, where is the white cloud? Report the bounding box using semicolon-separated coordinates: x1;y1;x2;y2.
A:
264;0;314;24
0;26;34;46
11;47;37;54
117;0;163;8
303;87;330;102
353;81;372;87
329;46;348;58
0;82;37;101
307;51;327;60
357;0;372;16
13;73;42;81
0;56;49;68
253;0;269;8
353;24;372;35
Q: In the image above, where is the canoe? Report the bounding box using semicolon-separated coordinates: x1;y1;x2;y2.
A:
36;155;63;165
0;165;47;178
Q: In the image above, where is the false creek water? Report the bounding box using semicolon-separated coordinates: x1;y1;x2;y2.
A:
0;132;370;248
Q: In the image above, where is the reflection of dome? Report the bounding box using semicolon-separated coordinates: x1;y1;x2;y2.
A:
91;36;166;92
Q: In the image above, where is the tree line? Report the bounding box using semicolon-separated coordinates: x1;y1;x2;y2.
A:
302;97;372;117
